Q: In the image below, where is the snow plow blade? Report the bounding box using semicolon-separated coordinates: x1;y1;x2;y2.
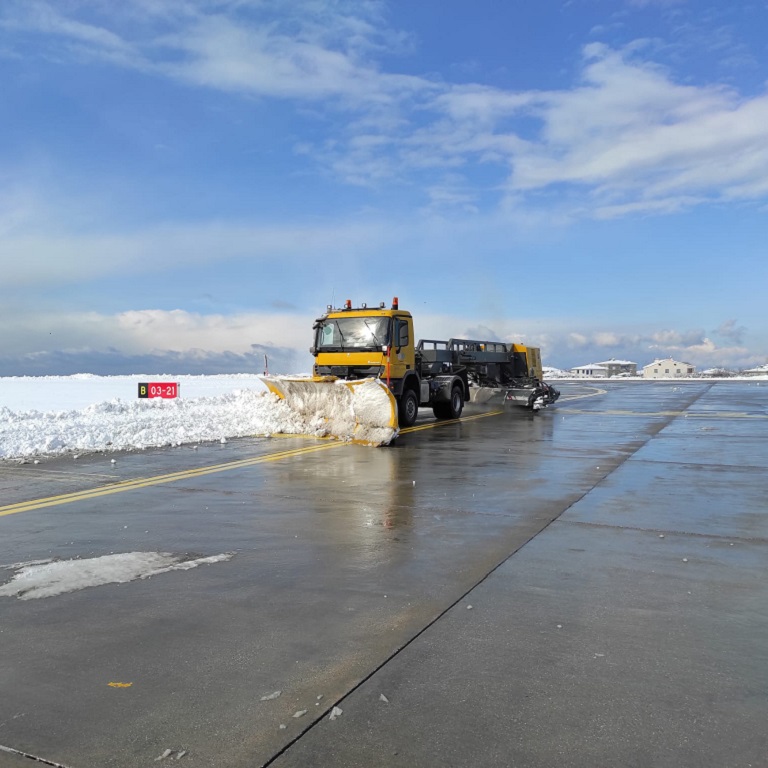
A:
260;376;399;446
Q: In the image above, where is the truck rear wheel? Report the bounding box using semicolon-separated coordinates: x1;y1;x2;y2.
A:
398;388;419;428
433;384;464;420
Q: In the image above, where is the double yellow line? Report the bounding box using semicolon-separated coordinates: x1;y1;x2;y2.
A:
0;442;343;518
0;411;505;519
400;409;504;434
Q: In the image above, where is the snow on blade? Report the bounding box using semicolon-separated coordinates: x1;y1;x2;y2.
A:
0;552;234;600
349;378;400;445
260;377;398;446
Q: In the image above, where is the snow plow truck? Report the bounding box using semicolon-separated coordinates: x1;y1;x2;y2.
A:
260;298;558;444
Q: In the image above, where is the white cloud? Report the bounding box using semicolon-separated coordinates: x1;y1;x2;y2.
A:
502;45;768;206
312;39;768;216
0;0;140;68
4;2;768;218
648;335;752;366
0;308;310;358
0;218;395;288
592;332;624;347
2;0;428;105
592;195;704;219
714;319;746;345
626;0;687;9
114;308;309;353
158;15;375;101
649;329;706;346
1;301;764;375
567;333;589;348
539;325;759;369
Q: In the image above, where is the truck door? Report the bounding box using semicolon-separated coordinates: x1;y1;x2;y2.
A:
390;315;416;381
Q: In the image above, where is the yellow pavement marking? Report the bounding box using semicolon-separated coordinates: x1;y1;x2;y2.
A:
0;441;345;518
1;411;507;518
400;409;504;434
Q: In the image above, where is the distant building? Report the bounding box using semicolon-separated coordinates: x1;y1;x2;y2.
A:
571;359;637;378
594;359;637;377
643;358;696;379
571;364;608;378
742;363;768;377
542;366;570;378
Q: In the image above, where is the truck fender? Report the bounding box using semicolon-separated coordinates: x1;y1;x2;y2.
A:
458;370;470;401
431;375;466;420
432;374;466;402
399;371;421;401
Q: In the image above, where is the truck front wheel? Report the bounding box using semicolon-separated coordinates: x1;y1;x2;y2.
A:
398;388;419;428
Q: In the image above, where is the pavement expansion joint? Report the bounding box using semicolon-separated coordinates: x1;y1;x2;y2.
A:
0;744;74;768
563;519;768;544
8;468;122;479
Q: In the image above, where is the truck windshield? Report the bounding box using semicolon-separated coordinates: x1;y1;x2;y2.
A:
316;316;390;351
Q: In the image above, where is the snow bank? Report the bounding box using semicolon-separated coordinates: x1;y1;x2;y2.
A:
0;389;311;459
0;374;398;459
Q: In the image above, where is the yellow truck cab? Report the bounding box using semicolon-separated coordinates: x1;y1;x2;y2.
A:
312;299;413;383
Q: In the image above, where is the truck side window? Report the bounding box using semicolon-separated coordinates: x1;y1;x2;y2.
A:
397;320;409;348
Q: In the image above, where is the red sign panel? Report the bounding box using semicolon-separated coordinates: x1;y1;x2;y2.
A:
138;382;179;399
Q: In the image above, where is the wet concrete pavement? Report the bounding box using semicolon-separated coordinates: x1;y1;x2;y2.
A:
0;381;766;767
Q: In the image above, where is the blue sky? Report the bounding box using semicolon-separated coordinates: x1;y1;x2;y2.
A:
1;0;767;375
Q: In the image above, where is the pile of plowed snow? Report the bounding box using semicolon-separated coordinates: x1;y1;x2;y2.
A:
0;390;310;459
0;374;398;459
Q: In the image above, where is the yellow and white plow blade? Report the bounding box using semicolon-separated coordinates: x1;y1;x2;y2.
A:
259;376;399;446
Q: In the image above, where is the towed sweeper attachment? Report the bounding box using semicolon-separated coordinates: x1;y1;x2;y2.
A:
259;376;399;446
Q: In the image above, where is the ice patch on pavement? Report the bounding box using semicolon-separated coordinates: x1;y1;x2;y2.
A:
0;551;234;600
260;691;282;701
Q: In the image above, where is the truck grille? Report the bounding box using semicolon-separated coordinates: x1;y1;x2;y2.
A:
315;366;384;379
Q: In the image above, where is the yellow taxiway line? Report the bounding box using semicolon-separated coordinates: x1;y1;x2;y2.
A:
399;409;504;434
0;442;345;518
0;411;506;518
